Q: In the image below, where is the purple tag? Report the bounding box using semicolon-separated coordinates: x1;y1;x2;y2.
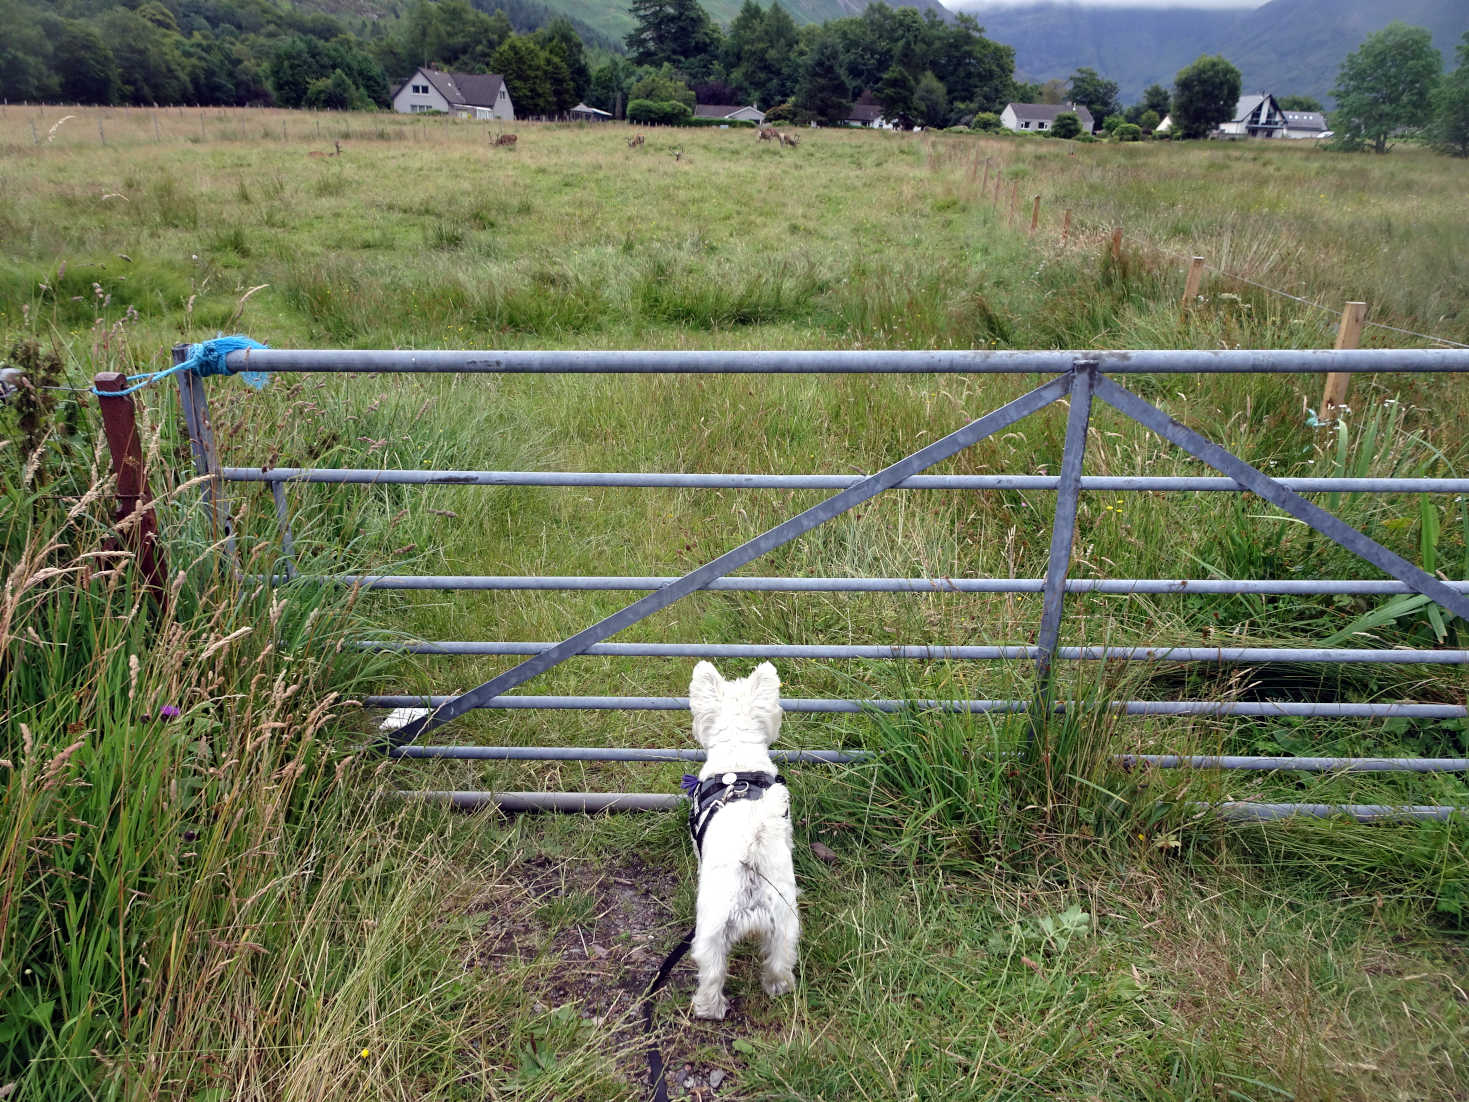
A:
679;774;700;795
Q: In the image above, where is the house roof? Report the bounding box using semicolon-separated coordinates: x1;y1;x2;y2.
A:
1005;103;1095;128
1283;110;1327;131
693;104;758;119
847;102;883;123
1232;94;1284;126
394;68;506;109
570;102;612;117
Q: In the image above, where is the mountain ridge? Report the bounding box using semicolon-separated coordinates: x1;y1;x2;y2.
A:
952;0;1467;106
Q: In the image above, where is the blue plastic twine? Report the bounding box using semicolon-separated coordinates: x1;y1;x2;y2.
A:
92;336;270;397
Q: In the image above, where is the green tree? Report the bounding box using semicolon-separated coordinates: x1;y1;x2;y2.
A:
913;69;947;128
1141;82;1171;117
588;56;637;116
99;7;192;105
492;34;553;116
1068;66;1119;121
538;17;590;109
1172;54;1241;139
625;0;718;74
970;110;1001;131
55;20;120;104
1139;109;1160;132
304;68;368;110
1331;22;1442;153
876;62;916;127
629;64;695;110
1429;31;1469;157
1101;113;1124;134
1050;110;1082;139
794;31;850;125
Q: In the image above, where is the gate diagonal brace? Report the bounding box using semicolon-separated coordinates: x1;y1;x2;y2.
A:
384;373;1073;746
1094;373;1469;624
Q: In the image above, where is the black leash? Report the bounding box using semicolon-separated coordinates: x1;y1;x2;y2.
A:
641;924;695;1102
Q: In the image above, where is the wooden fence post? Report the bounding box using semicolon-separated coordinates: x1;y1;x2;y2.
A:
1029;194;1040;233
1320;301;1368;421
1061;209;1071;245
1110;227;1123;262
1181;256;1206;315
981;159;989;196
95;373;168;605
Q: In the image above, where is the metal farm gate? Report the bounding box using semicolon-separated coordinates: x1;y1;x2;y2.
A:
176;346;1469;820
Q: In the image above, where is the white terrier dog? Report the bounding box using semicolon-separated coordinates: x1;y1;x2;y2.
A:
685;661;799;1019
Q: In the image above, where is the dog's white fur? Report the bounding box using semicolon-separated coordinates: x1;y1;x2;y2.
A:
687;660;799;1019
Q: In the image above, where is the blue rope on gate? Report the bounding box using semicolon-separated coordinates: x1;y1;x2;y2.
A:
92;336;270;397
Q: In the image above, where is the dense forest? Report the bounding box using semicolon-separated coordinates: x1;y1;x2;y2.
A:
1;0;1026;127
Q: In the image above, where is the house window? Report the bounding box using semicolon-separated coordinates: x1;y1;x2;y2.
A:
411;83;429;94
1038;121;1047;129
1021;121;1030;129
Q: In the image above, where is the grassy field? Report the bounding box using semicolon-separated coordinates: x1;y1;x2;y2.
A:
2;106;1468;1100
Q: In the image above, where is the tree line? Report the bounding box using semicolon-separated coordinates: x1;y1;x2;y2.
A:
0;0;604;114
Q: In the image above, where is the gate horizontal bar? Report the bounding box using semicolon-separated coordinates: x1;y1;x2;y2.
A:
396;790;684;812
1213;802;1468;822
361;640;1469;664
388;747;1466;771
282;573;1469;596
1126;755;1469;772
389;746;864;762
228;347;1469;375
391;791;1467;820
364;695;1469;718
220;466;1469;494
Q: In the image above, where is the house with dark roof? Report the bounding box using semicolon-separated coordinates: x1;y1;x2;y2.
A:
391;67;514;121
694;104;765;123
1217;94;1285;138
568;102;613;122
1000;102;1096;134
844;91;894;129
1282;110;1330;139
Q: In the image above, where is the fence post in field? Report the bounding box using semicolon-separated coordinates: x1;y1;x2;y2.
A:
1061;209;1071;245
1181;256;1206;316
1320;301;1368;422
981;159;989;196
1110;227;1123;263
1030;194;1040;233
30;119;39;144
98;119;105;146
153;113;161;142
94;372;168;604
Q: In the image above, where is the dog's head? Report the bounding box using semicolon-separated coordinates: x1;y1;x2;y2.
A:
688;661;783;749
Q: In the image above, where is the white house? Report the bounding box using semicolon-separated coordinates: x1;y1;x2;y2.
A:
1281;110;1330;139
694;104;766;124
1217;93;1286;138
391;68;514;121
1000;102;1096;134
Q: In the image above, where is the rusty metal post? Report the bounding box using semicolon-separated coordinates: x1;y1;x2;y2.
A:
94;372;168;604
1061;209;1071;245
1029;194;1040;233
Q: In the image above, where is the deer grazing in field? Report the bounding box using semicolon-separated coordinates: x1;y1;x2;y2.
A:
757;125;778;142
494;133;518;147
779;131;798;148
627;133;645;148
307;141;342;159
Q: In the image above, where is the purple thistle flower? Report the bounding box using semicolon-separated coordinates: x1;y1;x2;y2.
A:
159;705;181;720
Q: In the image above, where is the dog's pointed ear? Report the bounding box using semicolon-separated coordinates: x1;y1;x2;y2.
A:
749;662;783;744
689;661;724;716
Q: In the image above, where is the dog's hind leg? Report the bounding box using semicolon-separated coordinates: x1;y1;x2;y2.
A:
759;894;799;996
690;883;732;1019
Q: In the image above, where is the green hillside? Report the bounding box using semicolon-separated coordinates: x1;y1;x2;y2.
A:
955;0;1467;106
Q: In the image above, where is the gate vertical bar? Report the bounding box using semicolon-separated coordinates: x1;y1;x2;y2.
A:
1031;362;1095;749
173;343;239;567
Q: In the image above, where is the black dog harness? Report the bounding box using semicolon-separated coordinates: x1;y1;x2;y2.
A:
684;770;787;856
